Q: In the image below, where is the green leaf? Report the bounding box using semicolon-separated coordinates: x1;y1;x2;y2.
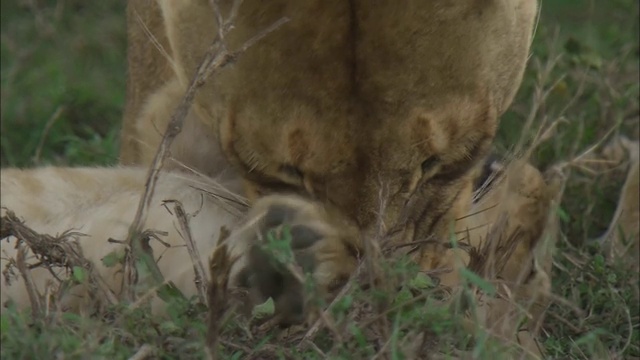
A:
579;53;603;70
101;250;124;268
0;314;8;336
593;254;605;269
331;294;353;316
349;324;368;348
574;328;607;347
556;206;570;223
159;320;181;335
408;272;435;290
157;282;187;303
72;266;87;283
394;287;413;305
252;298;275;319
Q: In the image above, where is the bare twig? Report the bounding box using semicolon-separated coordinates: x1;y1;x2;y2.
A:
206;242;233;360
15;244;42;318
33;105;65;164
164;199;209;303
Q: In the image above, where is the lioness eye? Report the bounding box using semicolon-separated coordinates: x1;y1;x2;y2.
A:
280;164;304;181
421;155;439;174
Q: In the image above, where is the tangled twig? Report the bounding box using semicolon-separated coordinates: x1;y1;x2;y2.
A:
1;210;119;314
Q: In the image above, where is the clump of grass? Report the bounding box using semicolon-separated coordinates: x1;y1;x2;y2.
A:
1;296;210;359
543;239;639;358
493;10;638;357
1;1;125;167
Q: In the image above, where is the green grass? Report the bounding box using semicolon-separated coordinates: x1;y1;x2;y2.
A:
1;1;125;167
1;0;638;359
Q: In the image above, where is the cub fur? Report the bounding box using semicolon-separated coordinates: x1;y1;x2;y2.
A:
120;0;542;301
0;167;243;313
1;160;552;326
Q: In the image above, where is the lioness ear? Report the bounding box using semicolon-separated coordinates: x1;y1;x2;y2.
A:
409;111;450;155
409;93;497;150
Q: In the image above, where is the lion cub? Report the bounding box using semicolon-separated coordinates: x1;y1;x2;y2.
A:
1;159;551;326
1;167;242;313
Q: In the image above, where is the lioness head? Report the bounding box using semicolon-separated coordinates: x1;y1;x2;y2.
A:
124;0;538;261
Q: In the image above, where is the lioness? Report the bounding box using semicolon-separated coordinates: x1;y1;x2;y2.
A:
118;0;543;316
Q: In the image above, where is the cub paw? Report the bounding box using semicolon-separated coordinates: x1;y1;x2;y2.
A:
230;195;359;325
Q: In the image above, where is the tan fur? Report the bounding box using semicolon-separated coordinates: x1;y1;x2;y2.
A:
454;160;554;359
0;167;246;313
0;160;553;357
121;0;540;281
120;0;174;165
599;139;640;272
0;164;546;320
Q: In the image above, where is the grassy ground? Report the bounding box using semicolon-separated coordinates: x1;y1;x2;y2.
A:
1;0;638;359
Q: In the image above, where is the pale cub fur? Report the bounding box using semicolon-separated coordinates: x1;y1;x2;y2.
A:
1;158;555;359
1;161;551;317
1;167;244;313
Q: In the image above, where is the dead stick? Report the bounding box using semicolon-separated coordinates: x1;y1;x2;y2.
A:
206;243;233;360
169;200;209;303
15;244;42;318
2;211;119;307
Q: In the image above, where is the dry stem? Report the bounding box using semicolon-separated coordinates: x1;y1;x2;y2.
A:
164;199;209;304
206;241;233;360
15;244;42;318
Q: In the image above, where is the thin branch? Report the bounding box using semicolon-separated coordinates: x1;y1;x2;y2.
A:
206;240;233;360
15;244;42;318
33;105;65;164
164;200;209;303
